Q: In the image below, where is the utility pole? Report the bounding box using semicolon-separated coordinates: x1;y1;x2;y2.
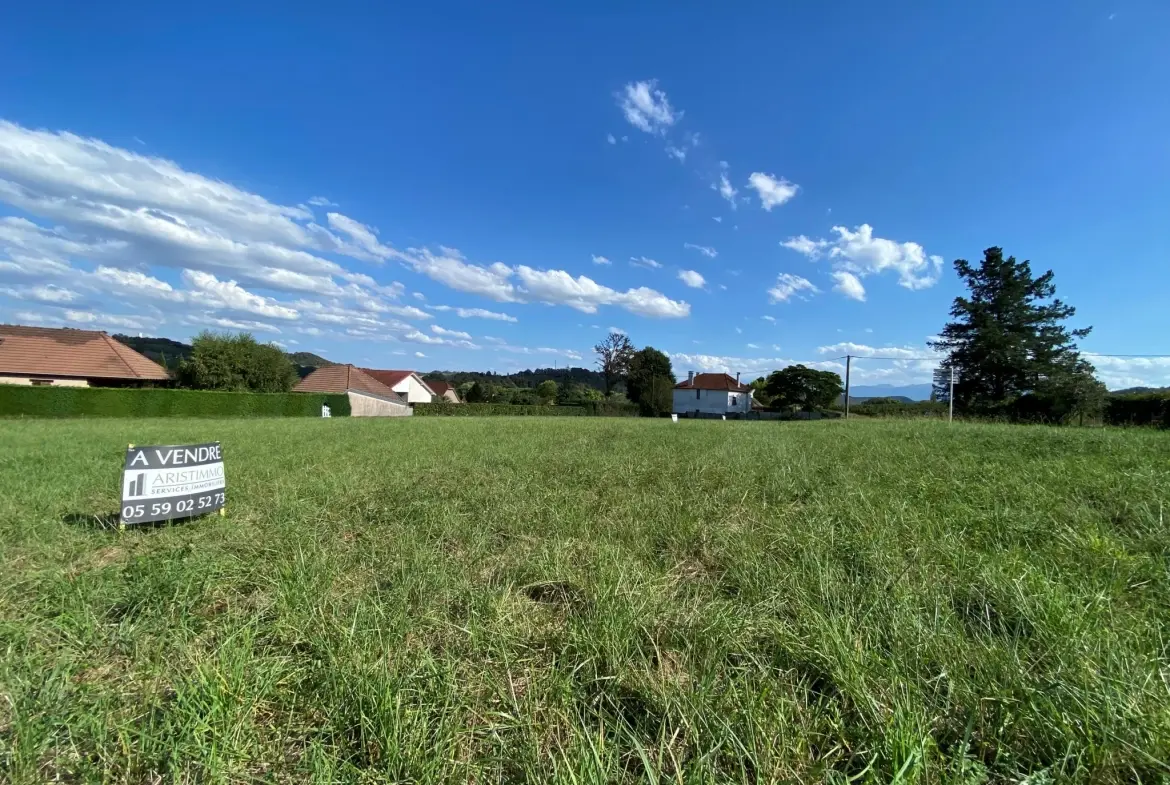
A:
844;355;852;419
948;366;955;424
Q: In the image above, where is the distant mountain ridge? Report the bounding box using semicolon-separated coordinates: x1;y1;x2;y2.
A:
845;383;934;401
113;335;334;378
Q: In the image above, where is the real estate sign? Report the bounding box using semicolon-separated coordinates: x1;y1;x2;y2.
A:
120;442;226;525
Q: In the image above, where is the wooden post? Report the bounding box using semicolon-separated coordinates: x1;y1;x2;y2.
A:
844;355;852;420
120;444;133;532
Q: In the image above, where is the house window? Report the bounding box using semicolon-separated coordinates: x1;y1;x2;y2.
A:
731;395;738;406
696;388;701;399
30;379;54;386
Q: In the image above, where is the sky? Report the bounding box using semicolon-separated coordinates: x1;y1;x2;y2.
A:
0;2;1167;390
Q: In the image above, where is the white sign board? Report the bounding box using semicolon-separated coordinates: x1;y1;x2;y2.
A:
120;442;226;525
671;414;678;423
321;404;331;418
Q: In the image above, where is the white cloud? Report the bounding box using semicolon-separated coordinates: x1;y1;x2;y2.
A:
747;343;759;349
783;224;943;292
415;351;426;358
832;271;867;301
768;273;819;303
431;324;472;340
187;314;282;333
617;80;680;135
592;254;611;265
781;235;829;257
746;172;799;210
412;291;425;301
397;247;519;302
0;283;79;303
678;269;705;288
495;343;583;361
430;305;518;322
817;342;930;359
383;305;431;320
607;326;626;335
713;163;738;209
683;242;717;258
325;212;393;262
181;269;300;319
515;265;690;318
735;327;742;334
712;216;722;223
307;196;337;207
666;146;687;162
630;256;662;270
762;315;776;323
606;133;617;145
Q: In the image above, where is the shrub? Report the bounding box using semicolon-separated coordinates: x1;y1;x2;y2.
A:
850;400;948;418
1104;393;1170;428
0;385;350;418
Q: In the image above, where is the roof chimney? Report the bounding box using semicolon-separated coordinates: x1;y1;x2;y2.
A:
736;372;741;385
687;370;695;386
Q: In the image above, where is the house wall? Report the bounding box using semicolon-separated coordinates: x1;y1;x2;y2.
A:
439;390;461;404
390;375;435;404
0;374;89;387
347;391;413;417
672;388;753;415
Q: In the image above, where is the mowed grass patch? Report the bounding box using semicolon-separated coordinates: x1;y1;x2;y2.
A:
0;417;1167;783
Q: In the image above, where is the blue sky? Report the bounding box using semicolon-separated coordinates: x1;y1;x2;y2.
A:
1;2;1167;388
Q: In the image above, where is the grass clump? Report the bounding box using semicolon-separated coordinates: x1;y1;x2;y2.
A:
0;417;1168;783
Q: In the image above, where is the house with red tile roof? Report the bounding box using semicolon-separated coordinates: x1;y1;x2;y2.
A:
0;325;170;387
425;379;461;403
293;365;412;416
673;371;754;417
360;369;437;404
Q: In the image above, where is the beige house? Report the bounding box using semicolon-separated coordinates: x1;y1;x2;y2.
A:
361;369;437;404
294;365;412;416
425;380;461;403
0;325;170;387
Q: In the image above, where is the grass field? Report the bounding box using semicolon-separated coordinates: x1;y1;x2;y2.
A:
1;417;1168;783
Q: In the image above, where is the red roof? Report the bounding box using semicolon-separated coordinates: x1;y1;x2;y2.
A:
361;369;413;388
427;380;453;395
674;373;751;392
0;325;170;381
293;365;404;402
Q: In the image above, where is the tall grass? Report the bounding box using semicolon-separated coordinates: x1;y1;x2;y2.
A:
0;418;1167;783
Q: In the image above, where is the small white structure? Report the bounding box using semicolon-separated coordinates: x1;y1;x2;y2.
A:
673;372;754;417
361;369;437;405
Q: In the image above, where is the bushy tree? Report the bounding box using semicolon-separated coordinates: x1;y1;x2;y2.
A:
464;381;488;403
536;379;558;404
764;365;843;412
179;331;296;392
750;376;772;407
930;247;1101;419
594;331;634;395
626;347;674;415
557;383;603;405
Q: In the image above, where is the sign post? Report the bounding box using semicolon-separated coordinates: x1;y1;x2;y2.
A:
120;442;226;526
933;367;958;423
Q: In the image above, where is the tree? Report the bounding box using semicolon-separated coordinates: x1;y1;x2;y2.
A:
179;331;297;392
626;347;674;409
750;376;773;407
594;331;634;395
464;381;488;403
764;365;843;412
536;380;558;404
929;247;1097;416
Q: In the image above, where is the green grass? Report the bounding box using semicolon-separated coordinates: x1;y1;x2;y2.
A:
1;417;1168;783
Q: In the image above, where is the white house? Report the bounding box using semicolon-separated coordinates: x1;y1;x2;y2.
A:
362;369;437;404
293;365;412;417
673;372;754;417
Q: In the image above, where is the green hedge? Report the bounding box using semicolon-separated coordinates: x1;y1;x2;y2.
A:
1104;393;1170;428
0;385;350;418
414;402;641;417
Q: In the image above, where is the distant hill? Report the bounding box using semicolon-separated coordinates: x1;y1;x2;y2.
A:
111;334;192;371
113;335;333;379
840;394;915;405
1110;386;1170;395
845;383;934;401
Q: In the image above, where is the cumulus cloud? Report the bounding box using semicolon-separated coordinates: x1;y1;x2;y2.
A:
617;80;680;135
783;224;943;293
746;172;799;210
817;342;931;359
431;324;472;340
768;273;819;303
430;305;518;322
606;134;617;145
683;243;717;258
592;254;611;265
832;271;867;301
515;266;690;318
181;269;300;319
678;269;705;288
666;146;687;162
712;162;737;209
